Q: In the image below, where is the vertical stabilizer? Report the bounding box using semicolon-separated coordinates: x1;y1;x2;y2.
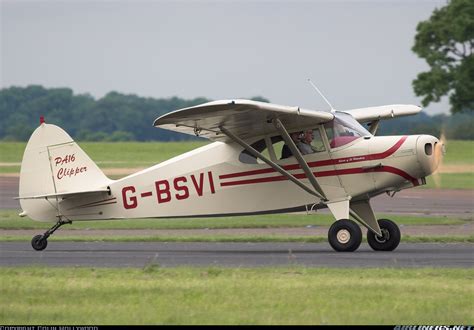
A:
19;123;112;221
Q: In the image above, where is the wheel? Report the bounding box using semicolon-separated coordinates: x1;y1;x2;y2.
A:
31;235;48;251
328;219;362;252
367;219;401;251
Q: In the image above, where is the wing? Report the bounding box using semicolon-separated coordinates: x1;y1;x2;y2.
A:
342;104;422;123
153;99;334;142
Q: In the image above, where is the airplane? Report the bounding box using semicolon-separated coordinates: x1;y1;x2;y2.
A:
16;98;443;252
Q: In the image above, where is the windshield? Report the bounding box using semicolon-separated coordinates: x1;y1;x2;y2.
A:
325;112;371;148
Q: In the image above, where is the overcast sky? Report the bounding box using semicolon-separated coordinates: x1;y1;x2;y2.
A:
1;0;450;114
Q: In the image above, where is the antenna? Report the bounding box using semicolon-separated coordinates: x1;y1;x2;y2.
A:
307;78;335;112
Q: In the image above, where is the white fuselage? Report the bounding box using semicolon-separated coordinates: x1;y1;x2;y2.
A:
57;134;433;221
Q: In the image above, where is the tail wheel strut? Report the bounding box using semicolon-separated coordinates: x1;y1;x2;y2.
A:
31;219;71;251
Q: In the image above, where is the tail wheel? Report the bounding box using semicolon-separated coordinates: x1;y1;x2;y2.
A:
31;235;48;251
367;219;401;251
328;219;362;252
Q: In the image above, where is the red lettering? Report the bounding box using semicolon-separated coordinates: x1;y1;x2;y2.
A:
122;186;137;209
208;171;215;194
173;177;189;200
155;180;171;203
54;154;76;167
191;173;204;196
56;166;87;180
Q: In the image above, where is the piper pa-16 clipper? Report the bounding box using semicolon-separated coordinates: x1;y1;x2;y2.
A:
17;97;443;252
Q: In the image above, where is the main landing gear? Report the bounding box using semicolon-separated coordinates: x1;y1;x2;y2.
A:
328;218;400;252
366;219;401;251
31;219;71;251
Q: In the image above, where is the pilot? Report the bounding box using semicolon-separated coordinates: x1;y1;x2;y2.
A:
281;131;303;159
299;129;316;155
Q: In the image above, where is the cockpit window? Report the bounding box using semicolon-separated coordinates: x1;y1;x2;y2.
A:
325;112;371;148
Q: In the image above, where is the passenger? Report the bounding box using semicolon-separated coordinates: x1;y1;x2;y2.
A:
281;131;303;159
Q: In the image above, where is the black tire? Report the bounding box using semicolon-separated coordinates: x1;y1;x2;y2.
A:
31;235;48;251
367;219;401;251
328;219;362;252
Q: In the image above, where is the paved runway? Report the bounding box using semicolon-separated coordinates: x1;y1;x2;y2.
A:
1;177;473;216
1;242;472;268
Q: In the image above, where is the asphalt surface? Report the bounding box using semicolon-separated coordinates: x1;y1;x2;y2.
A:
1;242;472;268
1;176;473;216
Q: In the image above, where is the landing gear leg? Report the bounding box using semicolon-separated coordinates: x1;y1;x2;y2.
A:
31;219;72;251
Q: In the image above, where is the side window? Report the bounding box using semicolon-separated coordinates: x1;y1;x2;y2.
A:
281;129;326;159
263;135;284;163
273;140;286;160
239;139;266;164
303;128;325;153
239;129;327;164
239;136;286;164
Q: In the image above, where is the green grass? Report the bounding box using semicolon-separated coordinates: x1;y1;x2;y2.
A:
0;142;26;163
443;140;474;164
0;210;469;230
0;141;208;173
423;172;474;189
1;235;473;243
0;267;472;324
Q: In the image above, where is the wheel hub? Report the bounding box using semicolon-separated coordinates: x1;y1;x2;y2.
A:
375;228;390;243
336;229;351;244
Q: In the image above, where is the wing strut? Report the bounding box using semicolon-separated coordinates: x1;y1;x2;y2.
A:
219;126;324;200
272;118;327;200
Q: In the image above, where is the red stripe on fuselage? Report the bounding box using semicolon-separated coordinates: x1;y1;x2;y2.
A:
219;136;408;180
220;165;418;187
374;166;419;186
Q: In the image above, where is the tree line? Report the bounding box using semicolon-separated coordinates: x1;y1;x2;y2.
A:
0;85;472;141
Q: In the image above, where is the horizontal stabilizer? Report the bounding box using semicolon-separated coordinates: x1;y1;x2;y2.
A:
15;188;110;200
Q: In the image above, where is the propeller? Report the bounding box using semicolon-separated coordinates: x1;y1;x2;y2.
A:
431;129;447;189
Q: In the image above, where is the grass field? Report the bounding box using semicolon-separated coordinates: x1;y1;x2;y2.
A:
0;267;472;325
441;140;474;164
0;210;469;229
424;172;474;189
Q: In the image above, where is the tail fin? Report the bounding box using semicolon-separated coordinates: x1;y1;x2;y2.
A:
19;122;112;221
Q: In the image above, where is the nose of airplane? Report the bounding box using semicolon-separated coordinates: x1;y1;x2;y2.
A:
416;135;444;176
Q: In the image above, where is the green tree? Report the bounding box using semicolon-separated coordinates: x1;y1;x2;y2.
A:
412;0;474;113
